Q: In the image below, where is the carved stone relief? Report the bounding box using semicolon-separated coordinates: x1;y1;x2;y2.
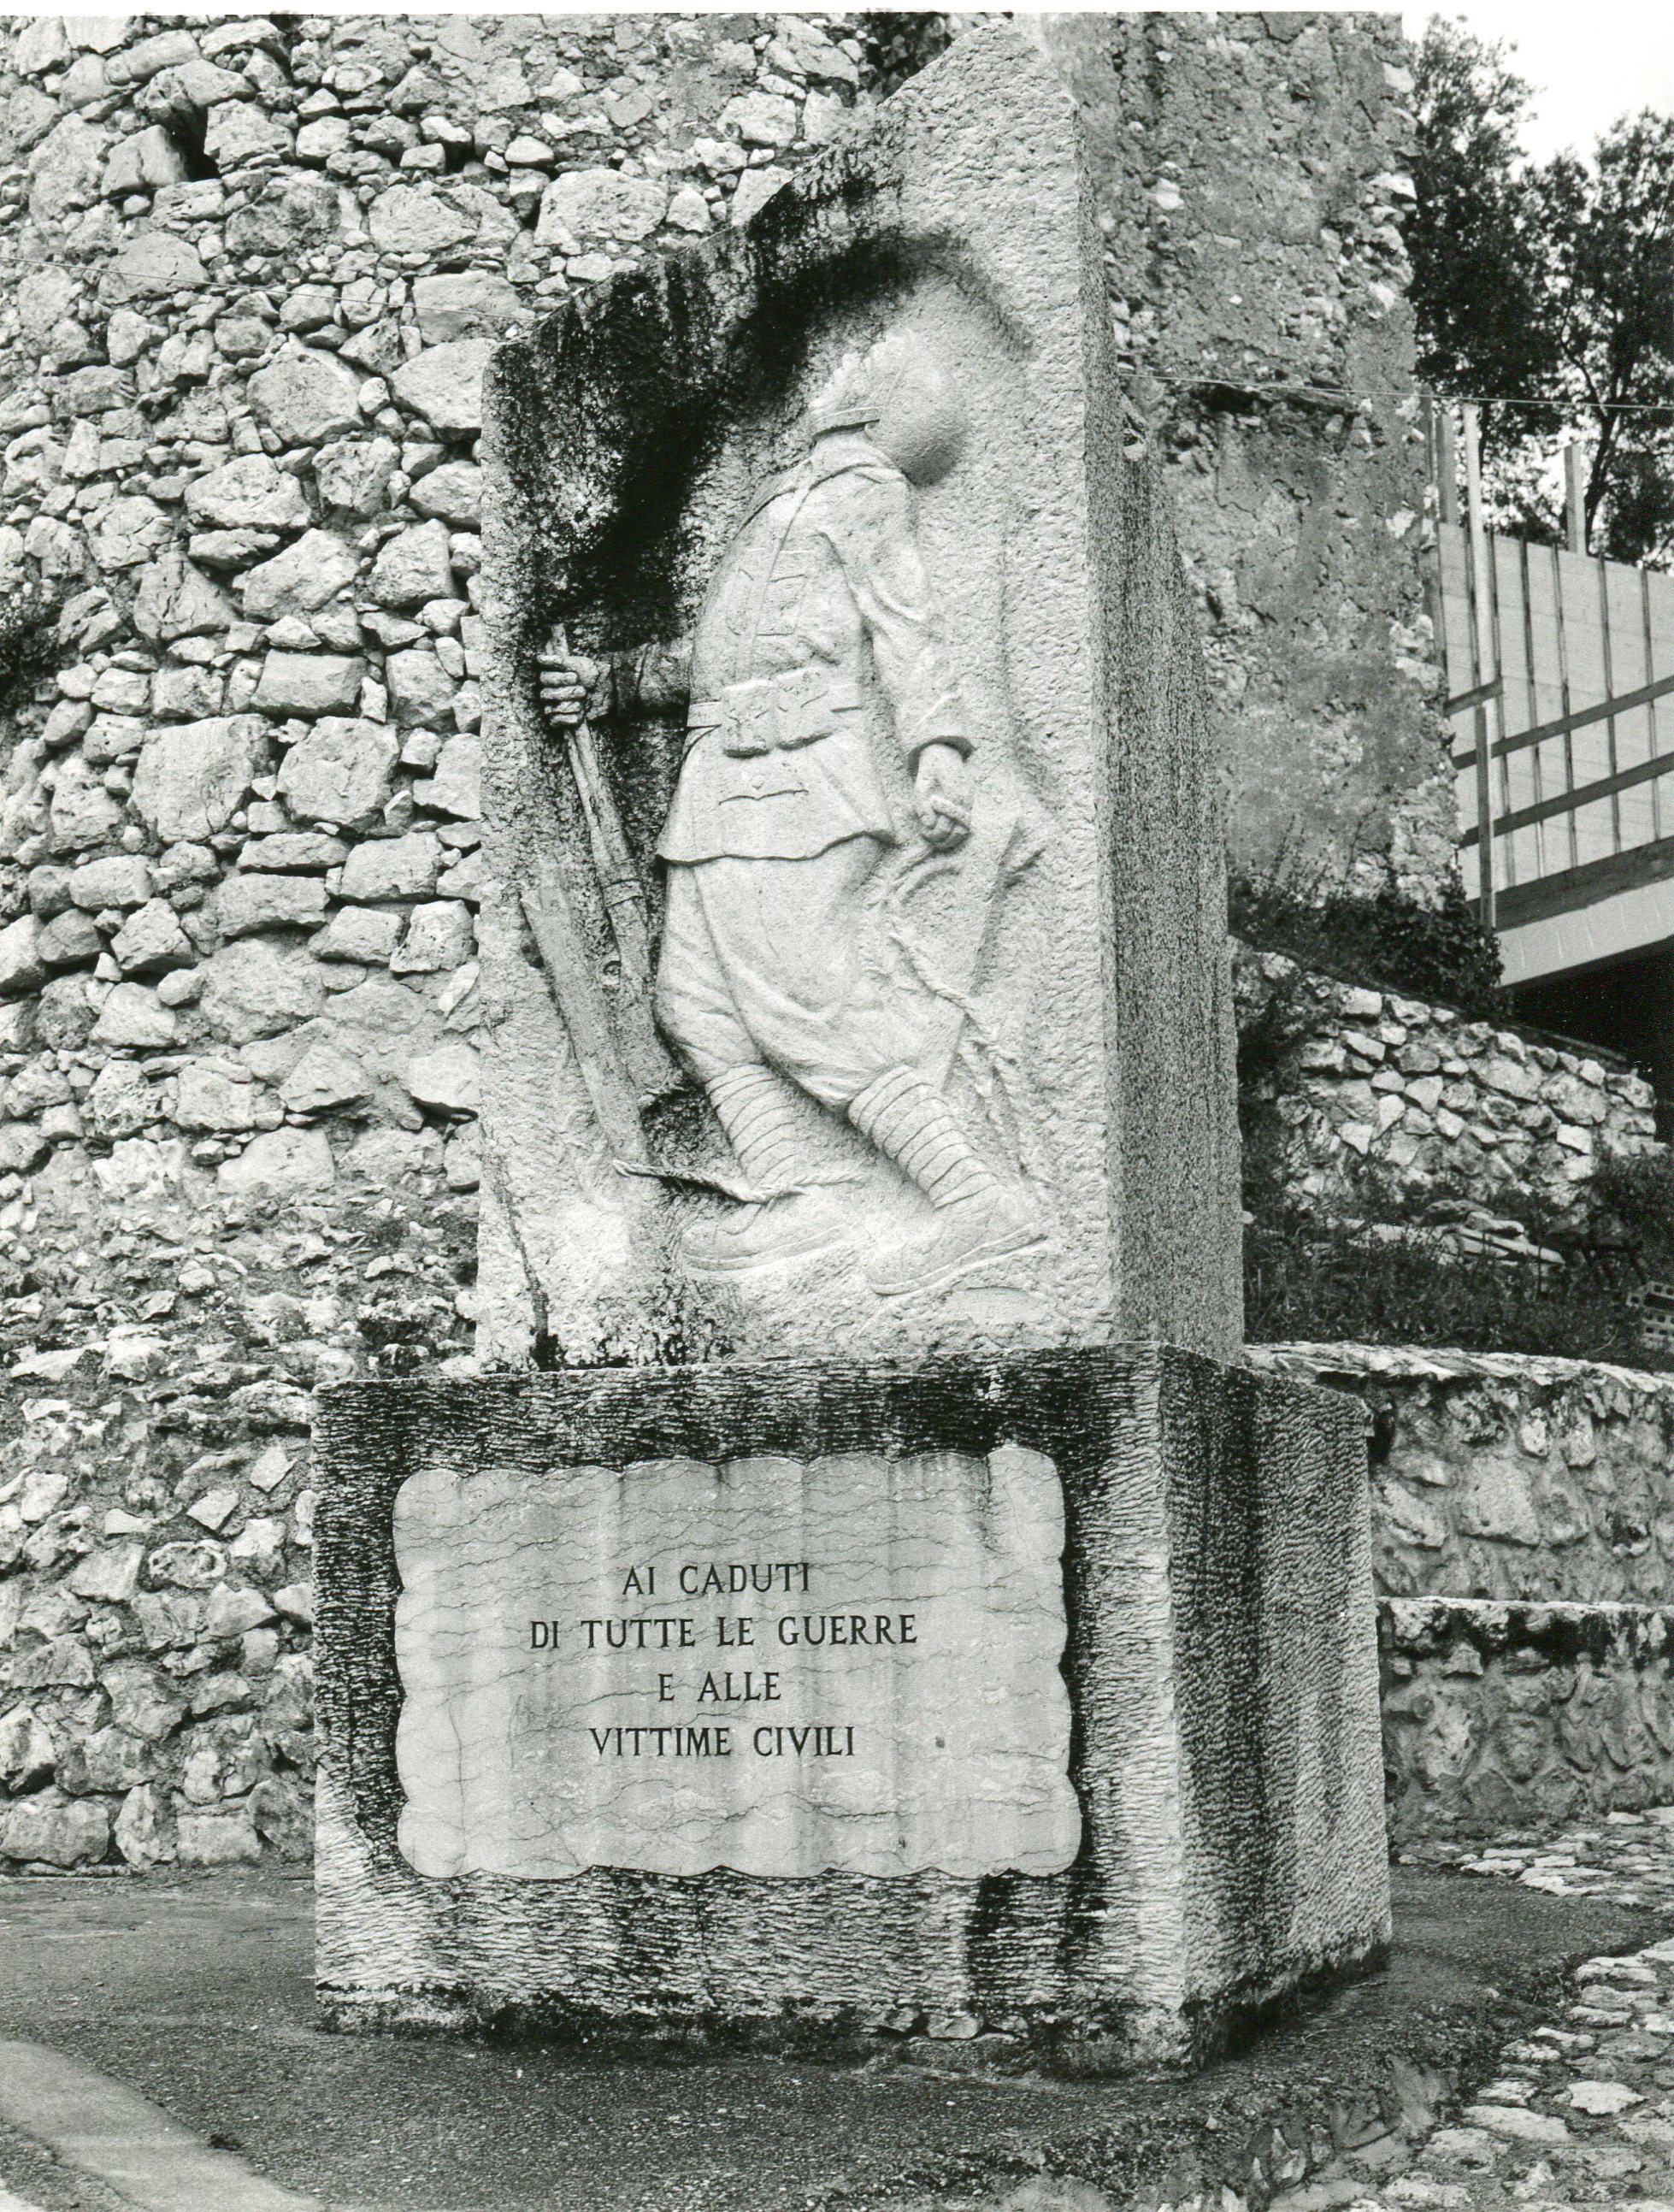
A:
533;317;1059;1324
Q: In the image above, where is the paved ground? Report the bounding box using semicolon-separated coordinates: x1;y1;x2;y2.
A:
0;1831;1671;2212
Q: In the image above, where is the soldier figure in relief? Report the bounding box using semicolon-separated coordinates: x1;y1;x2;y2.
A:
539;332;1043;1298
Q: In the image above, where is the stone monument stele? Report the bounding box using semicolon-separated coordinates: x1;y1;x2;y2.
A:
315;24;1390;2071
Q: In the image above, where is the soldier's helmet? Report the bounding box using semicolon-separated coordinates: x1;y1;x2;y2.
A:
807;332;967;486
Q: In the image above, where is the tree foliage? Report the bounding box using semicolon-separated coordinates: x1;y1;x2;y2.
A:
0;577;60;721
1412;16;1674;564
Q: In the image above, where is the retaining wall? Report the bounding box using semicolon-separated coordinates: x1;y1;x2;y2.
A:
1237;949;1659;1224
1258;1345;1674;1845
1380;1597;1674;1844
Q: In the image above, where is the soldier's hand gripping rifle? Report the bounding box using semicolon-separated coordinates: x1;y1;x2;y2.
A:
522;625;681;1163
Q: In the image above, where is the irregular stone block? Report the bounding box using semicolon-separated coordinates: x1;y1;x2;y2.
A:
252;652;365;718
403;1040;479;1115
86;1061;157;1139
384;645;457;728
131;716;265;844
338;832;440;903
279;1042;372;1114
217;872;328;940
100;228;205;304
0;1708;56;1793
115;1783;176;1869
240;528;357;621
68;853;150;906
170;1063;259;1133
413;732;480;818
47;759;123;853
412;273;520;345
198;939;327;1043
90;494;169;570
103;1659;189;1741
315;905;403;964
58;1725;156;1796
275;717;398;831
368;184;478;256
315;436;400;518
90;984;176;1050
368;521;454;610
102;124;186;198
536;167;666;243
410;461;481;528
109;900;192;976
68;1541;143;1604
0;913;45;998
176;1810;262;1867
185;453;309;533
0;1119;50;1174
390;900;473;975
151;664;224;722
0;1793;110;1868
38;909;102;971
249;349;363;446
392;341;492;435
204;100;292;169
239;833;349;873
218;1126;335;1196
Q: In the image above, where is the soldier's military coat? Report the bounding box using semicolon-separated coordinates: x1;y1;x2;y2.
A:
657;440;968;864
651;434;971;1109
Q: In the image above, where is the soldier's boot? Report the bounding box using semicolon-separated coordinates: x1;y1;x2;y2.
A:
849;1067;1045;1299
680;1064;852;1279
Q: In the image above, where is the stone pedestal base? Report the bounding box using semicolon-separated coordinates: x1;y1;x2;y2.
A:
315;1346;1388;2070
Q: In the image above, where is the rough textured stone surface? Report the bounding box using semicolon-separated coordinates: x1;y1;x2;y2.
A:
1039;14;1448;900
1250;1342;1674;1606
482;22;1241;1368
315;1347;1388;2066
392;342;492;436
274;719;397;832
1238;950;1659;1222
131;717;266;844
1381;1596;1674;1843
239;531;357;623
248;349;363;446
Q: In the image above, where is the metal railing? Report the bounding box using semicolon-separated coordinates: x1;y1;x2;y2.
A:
1429;403;1674;934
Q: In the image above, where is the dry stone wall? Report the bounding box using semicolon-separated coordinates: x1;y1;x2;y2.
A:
1238;949;1660;1228
0;13;1445;1873
1380;1597;1674;1844
1258;1346;1674;1840
1251;1342;1674;1606
0;8;876;1873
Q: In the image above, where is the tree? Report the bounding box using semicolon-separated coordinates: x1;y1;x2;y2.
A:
1534;119;1674;562
1412;17;1674;565
1409;21;1558;422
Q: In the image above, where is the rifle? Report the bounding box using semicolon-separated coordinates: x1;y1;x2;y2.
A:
519;858;651;1167
548;623;681;1108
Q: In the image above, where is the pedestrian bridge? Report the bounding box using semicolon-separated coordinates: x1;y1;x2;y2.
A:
1441;519;1674;990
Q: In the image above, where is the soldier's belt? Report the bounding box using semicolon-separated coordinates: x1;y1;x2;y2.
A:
687;669;862;757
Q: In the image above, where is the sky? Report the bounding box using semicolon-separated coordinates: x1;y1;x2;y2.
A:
1400;0;1674;162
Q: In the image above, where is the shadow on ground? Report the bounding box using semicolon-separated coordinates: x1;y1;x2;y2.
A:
0;1865;1661;2212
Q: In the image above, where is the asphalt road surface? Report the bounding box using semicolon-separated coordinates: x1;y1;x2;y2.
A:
0;1865;1660;2211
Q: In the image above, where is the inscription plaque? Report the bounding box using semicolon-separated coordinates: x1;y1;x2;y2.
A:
393;1446;1081;1879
